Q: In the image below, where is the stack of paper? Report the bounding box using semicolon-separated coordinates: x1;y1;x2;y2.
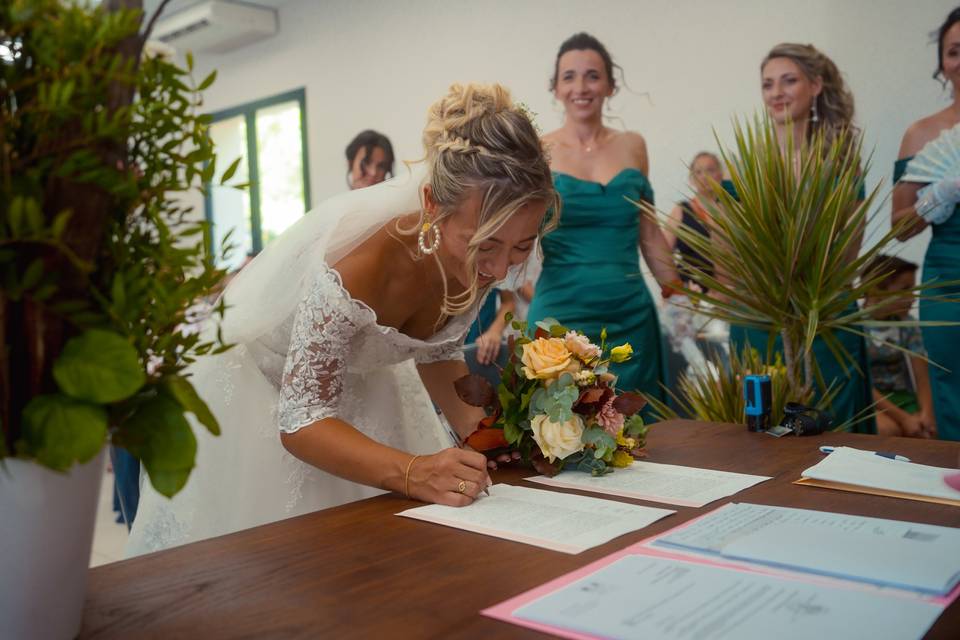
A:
797;446;960;506
504;555;944;640
651;502;960;596
397;484;674;554
526;461;770;507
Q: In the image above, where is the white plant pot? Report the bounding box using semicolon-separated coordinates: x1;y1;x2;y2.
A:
0;448;106;640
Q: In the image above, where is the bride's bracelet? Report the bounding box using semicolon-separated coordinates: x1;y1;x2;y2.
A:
404;455;421;498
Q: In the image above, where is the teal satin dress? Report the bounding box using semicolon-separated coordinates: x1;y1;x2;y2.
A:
722;180;874;432
895;157;960;441
528;169;665;402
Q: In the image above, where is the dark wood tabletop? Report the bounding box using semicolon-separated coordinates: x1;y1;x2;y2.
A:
80;420;960;639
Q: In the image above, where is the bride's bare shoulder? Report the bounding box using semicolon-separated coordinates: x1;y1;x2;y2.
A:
331;223;418;327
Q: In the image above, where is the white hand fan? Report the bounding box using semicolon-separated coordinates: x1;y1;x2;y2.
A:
901;122;960;183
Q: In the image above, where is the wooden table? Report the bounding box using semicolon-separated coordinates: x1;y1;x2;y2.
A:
81;420;960;639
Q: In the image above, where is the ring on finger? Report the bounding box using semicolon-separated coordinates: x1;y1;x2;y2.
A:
457;480;467;494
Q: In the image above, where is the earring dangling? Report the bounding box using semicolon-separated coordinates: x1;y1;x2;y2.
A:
418;220;441;255
810;101;819;123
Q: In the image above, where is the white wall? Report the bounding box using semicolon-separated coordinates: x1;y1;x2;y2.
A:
188;0;959;269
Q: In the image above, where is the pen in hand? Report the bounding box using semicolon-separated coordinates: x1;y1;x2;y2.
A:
446;423;491;497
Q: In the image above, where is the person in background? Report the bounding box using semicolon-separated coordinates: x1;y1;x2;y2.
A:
528;32;680;402
863;255;935;438
892;6;960;441
662;151;723;292
463;288;516;388
346;129;395;190
726;42;873;431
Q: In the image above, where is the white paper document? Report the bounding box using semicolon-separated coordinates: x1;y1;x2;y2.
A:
800;446;960;503
396;484;674;554
652;502;960;595
526;461;771;507
513;554;943;640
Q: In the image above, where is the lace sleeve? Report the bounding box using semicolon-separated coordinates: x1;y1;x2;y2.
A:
414;329;467;364
278;270;374;434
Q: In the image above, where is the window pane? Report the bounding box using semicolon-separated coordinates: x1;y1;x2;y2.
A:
255;100;306;248
209;115;252;271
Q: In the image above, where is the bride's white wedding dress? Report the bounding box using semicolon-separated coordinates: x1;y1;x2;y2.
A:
126;169;471;556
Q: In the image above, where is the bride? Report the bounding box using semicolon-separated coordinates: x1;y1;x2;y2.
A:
127;83;558;555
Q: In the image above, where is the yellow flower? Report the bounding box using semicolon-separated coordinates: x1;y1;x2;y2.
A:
521;337;573;380
530;414;585;463
615;429;637;450
610;343;633;363
611;450;634;468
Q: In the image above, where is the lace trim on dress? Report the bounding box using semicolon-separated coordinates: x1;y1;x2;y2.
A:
278;269;374;434
139;502;195;551
277;265;471;434
324;264;470;348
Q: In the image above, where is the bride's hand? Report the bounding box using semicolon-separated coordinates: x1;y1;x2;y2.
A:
409;448;492;506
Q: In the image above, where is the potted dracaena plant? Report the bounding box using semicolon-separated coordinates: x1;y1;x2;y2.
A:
0;1;238;637
646;116;954;429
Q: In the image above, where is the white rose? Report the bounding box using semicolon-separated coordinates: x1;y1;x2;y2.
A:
530;414;585;463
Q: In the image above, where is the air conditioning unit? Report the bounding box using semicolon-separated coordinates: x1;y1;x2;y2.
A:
152;0;278;54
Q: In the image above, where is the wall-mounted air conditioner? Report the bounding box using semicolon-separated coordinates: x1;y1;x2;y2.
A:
152;0;278;54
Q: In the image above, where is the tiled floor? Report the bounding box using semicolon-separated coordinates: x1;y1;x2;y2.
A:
90;463;128;567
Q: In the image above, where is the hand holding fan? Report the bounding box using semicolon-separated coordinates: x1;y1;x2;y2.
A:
901;122;960;183
902;123;960;224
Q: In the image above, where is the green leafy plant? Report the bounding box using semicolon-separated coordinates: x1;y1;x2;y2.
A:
649;116;956;423
647;345;839;427
1;0;238;496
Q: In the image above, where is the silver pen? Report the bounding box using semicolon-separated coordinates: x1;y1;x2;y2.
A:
444;421;491;497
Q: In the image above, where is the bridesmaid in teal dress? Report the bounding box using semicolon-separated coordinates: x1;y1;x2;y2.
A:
529;33;681;401
891;7;960;441
727;43;874;432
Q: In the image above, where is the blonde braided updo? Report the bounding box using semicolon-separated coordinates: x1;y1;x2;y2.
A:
407;83;559;316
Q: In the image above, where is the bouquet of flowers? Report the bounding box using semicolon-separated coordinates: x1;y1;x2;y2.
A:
455;317;649;476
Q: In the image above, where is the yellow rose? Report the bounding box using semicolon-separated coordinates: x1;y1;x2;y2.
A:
530;414;585;463
610;343;633;363
521;337;573;380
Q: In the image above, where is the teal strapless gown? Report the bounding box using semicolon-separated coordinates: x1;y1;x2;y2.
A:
528;169;665;402
896;157;960;441
721;180;874;432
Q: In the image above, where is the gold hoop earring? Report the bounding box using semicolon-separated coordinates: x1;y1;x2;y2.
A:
418;220;441;255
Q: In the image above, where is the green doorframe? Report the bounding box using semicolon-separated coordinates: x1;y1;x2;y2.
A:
204;87;310;256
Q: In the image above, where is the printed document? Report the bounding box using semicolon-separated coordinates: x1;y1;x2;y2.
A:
512;554;943;640
397;484;674;554
651;502;960;595
526;461;770;507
